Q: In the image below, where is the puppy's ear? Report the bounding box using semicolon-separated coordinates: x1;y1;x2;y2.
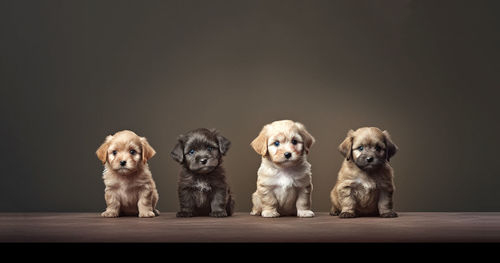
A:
216;134;231;155
251;125;268;156
140;137;156;164
171;135;185;163
338;130;354;161
96;135;113;164
383;130;398;162
295;122;315;154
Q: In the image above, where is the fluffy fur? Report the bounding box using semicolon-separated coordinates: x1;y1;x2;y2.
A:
171;128;234;217
250;120;316;218
96;130;159;218
330;127;398;218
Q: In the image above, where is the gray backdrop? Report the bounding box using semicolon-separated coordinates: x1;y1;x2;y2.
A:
1;0;499;212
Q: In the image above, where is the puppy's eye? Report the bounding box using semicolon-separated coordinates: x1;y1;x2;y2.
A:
291;139;298;145
357;146;364;151
375;145;382;151
130;150;136;155
207;147;213;152
274;141;280;146
188;149;195;155
112;150;117;155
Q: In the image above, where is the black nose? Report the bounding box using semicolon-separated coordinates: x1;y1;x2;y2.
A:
200;158;208;165
120;161;127;166
284;152;292;159
366;157;374;163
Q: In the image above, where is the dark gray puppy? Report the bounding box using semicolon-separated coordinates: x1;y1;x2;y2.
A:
171;128;234;217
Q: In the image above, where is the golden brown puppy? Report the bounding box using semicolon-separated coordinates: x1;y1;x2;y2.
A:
96;130;159;218
330;127;398;218
250;120;316;218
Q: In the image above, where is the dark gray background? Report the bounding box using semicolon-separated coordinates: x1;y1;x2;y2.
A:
1;0;499;212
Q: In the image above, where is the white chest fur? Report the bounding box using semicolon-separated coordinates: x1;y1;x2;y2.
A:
354;177;375;190
275;172;295;188
270;170;304;209
194;180;212;192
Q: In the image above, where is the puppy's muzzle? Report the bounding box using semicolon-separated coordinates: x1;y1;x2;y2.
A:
355;154;381;170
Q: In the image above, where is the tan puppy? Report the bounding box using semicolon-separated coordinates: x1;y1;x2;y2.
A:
330;127;398;218
250;120;315;218
96;130;159;218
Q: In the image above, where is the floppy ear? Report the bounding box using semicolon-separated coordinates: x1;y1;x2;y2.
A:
140;137;156;164
171;135;185;163
295;122;315;154
96;135;113;164
338;130;354;161
216;134;231;155
383;130;398;162
251;125;268;156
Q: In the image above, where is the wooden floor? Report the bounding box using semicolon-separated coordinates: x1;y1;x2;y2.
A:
1;212;499;242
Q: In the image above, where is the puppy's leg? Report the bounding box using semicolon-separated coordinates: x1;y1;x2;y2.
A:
177;187;196;217
250;191;262;216
378;189;398;218
138;189;155;218
337;185;358;218
152;189;160;216
257;187;280;218
329;187;340;216
101;190;120;218
209;187;229;217
296;184;314;218
226;192;235;216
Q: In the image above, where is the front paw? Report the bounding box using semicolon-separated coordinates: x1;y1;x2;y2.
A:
210;211;228;218
297;210;315;218
250;210;260;216
139;211;155;218
261;210;280;218
339;211;357;218
380;211;398;218
101;210;119;218
176;211;194;217
330;211;340;216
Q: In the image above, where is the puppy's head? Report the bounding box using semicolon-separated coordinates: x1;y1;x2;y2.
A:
96;130;156;175
251;120;315;167
339;127;398;171
171;128;231;174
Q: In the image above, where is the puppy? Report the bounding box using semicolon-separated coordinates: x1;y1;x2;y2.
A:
330;127;398;218
250;120;316;218
171;128;234;217
96;130;159;218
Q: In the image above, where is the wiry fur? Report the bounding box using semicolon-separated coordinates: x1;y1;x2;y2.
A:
250;120;316;218
96;130;159;218
171;128;234;217
330;127;399;218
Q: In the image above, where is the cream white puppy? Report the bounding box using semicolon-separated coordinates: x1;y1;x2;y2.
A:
250;120;315;218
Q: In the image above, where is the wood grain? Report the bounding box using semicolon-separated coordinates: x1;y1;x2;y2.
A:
1;212;499;242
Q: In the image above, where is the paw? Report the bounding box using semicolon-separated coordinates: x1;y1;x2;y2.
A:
153;209;160;216
176;211;194;217
380;211;398;218
329;211;340;216
250;210;260;216
209;211;228;218
261;210;280;218
339;211;357;218
297;210;315;218
139;211;155;218
101;210;119;218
